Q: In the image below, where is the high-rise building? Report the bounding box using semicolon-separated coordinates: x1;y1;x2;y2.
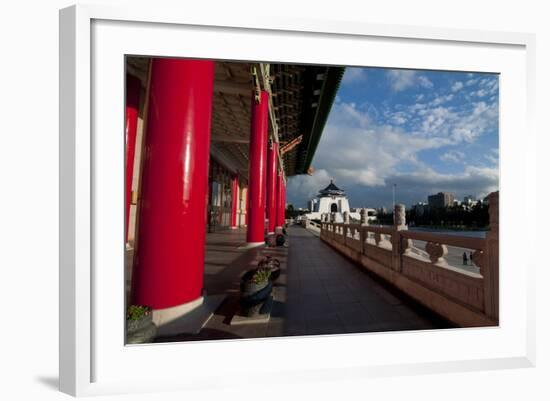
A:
428;192;455;209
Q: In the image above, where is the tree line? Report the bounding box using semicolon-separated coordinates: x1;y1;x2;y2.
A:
375;203;490;230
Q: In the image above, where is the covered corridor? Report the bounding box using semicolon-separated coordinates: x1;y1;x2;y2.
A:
155;225;449;342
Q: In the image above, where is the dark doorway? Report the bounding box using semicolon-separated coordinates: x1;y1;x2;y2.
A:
330;203;338;213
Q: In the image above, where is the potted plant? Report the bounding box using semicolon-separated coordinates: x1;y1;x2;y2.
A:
240;267;273;317
275;233;286;247
126;305;157;344
258;255;281;281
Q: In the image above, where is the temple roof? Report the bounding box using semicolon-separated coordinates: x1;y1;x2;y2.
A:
319;180;345;197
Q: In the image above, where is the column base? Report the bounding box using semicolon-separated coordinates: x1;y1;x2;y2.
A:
230;226;238;230
239;241;265;249
152;296;204;328
151;294;226;337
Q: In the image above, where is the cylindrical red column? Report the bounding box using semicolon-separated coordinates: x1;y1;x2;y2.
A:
230;175;239;229
276;172;286;229
125;74;141;242
266;141;278;234
132;58;215;310
243;186;248;227
246;90;269;244
282;179;286;227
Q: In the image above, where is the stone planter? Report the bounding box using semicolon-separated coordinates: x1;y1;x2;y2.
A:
240;270;273;317
127;312;157;344
275;234;286;247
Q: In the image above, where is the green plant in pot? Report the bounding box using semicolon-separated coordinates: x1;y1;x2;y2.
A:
126;305;157;344
258;255;281;281
240;268;273;317
251;268;271;284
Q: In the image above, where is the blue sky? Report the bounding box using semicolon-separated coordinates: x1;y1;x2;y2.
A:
287;67;499;209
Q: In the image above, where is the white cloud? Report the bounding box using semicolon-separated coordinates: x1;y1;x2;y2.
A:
389;111;408;125
311;97;498;185
430;94;454;106
309;102;450;190
484;148;499;165
440;150;465;163
287;74;499;208
419;106;454;135
387;70;417;91
387;70;434;92
287;169;333;205
418;75;434;89
341;68;368;85
469;77;498;98
451;81;464;92
407;99;498;144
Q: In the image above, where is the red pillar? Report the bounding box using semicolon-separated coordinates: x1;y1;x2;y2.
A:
243;187;248;227
230;175;239;229
132;58;215;310
283;179;287;226
266;141;278;234
246;90;269;245
276;172;286;230
125;74;141;242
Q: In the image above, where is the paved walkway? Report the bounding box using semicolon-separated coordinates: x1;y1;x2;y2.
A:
282;226;449;335
156;225;449;342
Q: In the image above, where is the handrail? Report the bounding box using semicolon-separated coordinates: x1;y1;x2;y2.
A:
362;225;394;235
400;230;485;249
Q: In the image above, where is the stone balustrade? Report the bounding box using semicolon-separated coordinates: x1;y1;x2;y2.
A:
303;218;322;236
319;192;499;327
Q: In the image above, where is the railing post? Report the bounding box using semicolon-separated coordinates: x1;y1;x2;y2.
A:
342;224;347;243
392;204;407;272
360;209;368;256
360;208;369;226
484;191;499;321
360;227;365;255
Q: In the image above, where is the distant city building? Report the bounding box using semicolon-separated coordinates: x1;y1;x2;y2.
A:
463;195;476;206
377;207;388;215
412;202;429;217
428;192;455;209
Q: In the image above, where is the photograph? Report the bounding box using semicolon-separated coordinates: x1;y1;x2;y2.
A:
124;56;499;344
3;0;547;399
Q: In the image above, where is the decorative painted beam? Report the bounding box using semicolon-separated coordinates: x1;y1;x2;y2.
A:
280;135;303;155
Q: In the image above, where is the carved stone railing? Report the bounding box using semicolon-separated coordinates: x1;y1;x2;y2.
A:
304;218;321;236
320;192;499;327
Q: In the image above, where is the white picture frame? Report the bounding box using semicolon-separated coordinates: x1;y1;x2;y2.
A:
59;4;536;397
